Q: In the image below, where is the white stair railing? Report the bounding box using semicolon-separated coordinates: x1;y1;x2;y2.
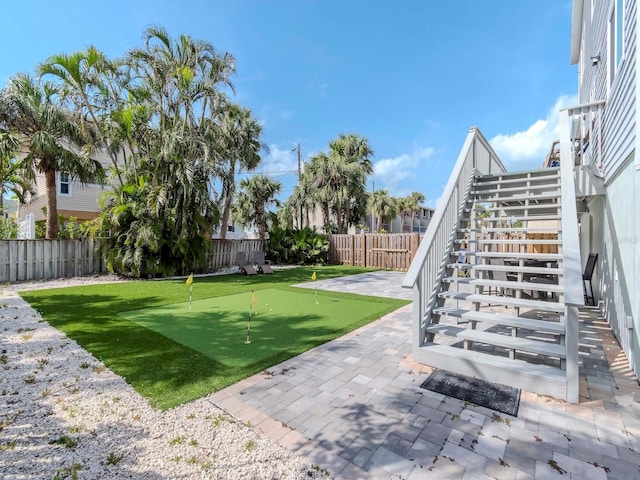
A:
402;127;506;354
559;109;586;403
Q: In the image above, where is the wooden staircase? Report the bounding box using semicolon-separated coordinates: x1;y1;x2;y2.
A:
414;168;573;399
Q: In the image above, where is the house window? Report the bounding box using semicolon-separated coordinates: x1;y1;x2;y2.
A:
615;0;623;66
59;172;71;196
227;225;235;232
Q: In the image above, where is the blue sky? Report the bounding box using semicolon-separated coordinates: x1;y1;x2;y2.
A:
1;1;578;208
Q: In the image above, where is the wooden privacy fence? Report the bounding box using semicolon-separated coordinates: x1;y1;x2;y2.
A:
0;239;106;283
206;239;265;271
327;233;420;271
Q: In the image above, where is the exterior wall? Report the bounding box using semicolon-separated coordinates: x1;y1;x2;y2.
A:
599;158;639;374
18;179;110;222
17;148;117;222
573;0;639;375
578;0;637;180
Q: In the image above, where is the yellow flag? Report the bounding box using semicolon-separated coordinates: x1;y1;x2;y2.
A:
186;273;193;286
251;291;257;311
311;271;317;281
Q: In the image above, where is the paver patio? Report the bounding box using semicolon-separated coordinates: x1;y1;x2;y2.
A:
209;272;640;479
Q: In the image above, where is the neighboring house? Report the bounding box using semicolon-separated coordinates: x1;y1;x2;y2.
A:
305;205;434;234
17;149;113;223
211;223;260;240
402;0;638;403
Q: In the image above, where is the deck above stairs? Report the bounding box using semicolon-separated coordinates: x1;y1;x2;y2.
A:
412;167;574;400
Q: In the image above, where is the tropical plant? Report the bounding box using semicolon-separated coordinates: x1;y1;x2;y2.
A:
0;217;18;239
0;131;34;213
232;175;281;240
265;226;328;265
0;73;104;238
40;28;239;276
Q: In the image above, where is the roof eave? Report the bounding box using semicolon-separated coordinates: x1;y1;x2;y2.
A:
570;0;584;64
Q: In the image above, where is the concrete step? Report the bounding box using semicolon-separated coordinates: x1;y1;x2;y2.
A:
413;343;567;399
425;325;566;358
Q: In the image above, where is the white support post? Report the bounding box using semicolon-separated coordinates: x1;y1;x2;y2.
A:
565;305;580;403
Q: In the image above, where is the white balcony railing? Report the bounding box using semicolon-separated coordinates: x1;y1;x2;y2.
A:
561;100;606;176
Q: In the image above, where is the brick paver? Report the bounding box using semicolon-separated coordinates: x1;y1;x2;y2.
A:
212;272;640;479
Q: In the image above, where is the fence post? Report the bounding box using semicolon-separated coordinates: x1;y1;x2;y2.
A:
362;234;367;267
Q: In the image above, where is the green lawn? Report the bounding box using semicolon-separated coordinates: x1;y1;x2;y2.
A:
21;266;408;409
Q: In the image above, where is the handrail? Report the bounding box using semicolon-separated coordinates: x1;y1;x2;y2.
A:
559;108;585;403
403;127;506;289
558;110;585;306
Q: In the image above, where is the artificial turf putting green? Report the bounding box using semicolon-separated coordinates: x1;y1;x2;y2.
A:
120;288;385;367
19;266;408;409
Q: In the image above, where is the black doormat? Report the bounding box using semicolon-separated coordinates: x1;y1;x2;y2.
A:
420;369;520;417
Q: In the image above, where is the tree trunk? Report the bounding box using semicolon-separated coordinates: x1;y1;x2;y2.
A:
44;167;59;239
219;178;233;240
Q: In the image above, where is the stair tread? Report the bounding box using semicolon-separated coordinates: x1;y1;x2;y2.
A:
460;311;565;333
442;276;562;291
471;184;560;194
424;325;566;357
438;292;565;312
471;193;561;202
468;278;563;292
414;344;567;400
460;228;561;233
463;215;561;222
418;343;566;378
453;251;561;260
433;308;565;333
471;264;562;275
456;238;561;245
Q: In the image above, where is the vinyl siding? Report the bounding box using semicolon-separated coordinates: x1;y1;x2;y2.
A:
579;0;636;181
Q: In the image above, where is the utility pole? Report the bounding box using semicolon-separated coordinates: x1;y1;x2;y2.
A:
371;181;375;233
296;143;303;229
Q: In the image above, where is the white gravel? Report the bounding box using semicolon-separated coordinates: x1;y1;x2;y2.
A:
0;275;328;479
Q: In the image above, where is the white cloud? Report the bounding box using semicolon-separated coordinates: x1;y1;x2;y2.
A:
259;144;298;174
373;146;435;196
490;94;578;167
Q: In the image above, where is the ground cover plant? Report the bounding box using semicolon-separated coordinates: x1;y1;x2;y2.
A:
20;266;407;409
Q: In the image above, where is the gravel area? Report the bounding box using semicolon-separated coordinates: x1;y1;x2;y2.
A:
0;275;328;479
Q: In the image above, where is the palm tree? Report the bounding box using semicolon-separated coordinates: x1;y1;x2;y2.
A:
232;175;281;239
303;133;373;233
406;191;425;232
95;27;237;276
0;74;103;238
369;189;397;233
215;103;264;239
39;47;128;184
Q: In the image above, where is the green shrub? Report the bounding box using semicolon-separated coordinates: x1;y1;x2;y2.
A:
266;226;328;265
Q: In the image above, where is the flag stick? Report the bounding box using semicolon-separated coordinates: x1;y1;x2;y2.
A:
315;287;318;304
245;308;252;344
189;285;192;311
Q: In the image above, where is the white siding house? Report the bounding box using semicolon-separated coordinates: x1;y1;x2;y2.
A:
569;0;639;377
17;149;113;223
